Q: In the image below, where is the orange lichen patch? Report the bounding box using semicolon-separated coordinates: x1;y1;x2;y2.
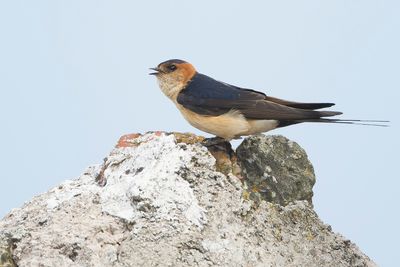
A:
242;190;250;201
116;133;142;148
154;131;163;137
171;132;205;144
251;185;260;193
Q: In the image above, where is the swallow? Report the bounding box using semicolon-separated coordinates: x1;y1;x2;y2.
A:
150;59;387;144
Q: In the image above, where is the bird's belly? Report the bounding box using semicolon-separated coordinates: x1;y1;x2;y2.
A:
176;106;248;139
176;104;278;139
244;119;279;135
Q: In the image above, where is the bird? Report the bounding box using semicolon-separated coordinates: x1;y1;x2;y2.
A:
150;59;387;145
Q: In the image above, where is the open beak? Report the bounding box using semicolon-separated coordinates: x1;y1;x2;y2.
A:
149;67;161;75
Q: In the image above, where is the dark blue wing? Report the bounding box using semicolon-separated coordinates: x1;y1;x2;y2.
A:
177;73;266;116
177;73;341;120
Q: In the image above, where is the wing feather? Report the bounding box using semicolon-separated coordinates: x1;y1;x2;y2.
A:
177;73;342;121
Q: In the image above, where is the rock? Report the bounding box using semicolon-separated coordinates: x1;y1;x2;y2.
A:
0;132;375;267
0;235;16;267
237;135;316;206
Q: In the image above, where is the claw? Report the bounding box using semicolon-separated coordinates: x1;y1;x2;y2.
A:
201;137;227;147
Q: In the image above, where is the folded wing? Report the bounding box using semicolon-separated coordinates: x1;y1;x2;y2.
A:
177;73;342;121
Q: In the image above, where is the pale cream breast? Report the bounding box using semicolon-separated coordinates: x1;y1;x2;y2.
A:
157;78;183;100
176;105;250;140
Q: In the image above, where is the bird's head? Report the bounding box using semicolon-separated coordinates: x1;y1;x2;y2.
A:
150;59;196;100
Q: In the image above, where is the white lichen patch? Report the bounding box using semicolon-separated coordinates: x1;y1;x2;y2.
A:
46;165;101;210
100;133;208;227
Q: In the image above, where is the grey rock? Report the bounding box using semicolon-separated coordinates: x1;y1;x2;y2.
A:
237;134;316;206
0;234;16;267
0;132;375;267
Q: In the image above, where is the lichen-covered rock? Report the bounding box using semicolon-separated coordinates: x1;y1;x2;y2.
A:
0;235;16;267
237;134;316;206
0;132;375;267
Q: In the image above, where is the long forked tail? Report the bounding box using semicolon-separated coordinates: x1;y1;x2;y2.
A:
298;118;389;127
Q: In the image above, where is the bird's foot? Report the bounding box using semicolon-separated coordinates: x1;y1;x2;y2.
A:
201;137;227;147
201;137;234;155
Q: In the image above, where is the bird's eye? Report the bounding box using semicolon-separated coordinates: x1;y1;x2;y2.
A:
167;64;177;71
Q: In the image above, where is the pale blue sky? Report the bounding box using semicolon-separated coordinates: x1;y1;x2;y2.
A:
0;1;399;266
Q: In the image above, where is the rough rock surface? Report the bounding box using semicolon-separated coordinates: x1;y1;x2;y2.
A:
0;132;376;267
237;135;316;206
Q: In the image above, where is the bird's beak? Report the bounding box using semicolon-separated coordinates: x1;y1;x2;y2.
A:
149;67;162;75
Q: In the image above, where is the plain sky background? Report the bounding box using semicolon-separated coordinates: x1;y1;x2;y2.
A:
0;1;399;266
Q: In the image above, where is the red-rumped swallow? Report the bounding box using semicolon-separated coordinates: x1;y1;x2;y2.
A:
150;59;387;141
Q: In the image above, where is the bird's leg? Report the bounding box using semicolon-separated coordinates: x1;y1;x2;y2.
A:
202;136;233;157
201;136;227;147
